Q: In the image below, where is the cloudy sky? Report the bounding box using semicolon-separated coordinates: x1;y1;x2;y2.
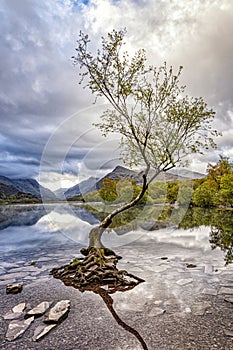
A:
1;0;233;190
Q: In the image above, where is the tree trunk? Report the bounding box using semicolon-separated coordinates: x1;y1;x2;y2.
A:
89;174;148;249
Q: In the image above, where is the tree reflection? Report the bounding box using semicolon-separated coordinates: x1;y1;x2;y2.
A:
179;207;233;265
51;246;148;350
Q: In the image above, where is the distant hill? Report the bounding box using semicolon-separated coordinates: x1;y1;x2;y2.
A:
65;177;98;199
0;175;55;201
96;166;142;189
65;165;206;200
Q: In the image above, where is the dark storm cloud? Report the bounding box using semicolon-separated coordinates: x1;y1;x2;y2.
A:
0;0;92;179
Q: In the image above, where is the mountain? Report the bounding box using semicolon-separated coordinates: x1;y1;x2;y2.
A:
65;177;98;199
54;188;68;200
62;166;206;200
96;166;142;189
168;168;206;180
0;175;55;200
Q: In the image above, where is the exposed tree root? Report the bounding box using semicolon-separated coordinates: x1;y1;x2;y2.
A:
51;247;145;294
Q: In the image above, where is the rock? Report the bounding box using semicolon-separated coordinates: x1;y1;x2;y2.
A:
219;287;233;295
25;301;51;318
12;303;26;313
224;330;233;337
201;288;218;296
3;303;26;319
161;257;168;260
44;300;70;324
176;278;193;286
185;307;192;313
3;312;23;320
6;316;34;341
28;260;37;265
186;263;197;268
32;324;57;341
224;297;233;304
148;307;166;317
6;283;23;294
192;302;212;316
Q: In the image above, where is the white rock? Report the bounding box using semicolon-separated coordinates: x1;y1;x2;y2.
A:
3;312;23;320
148;307;166;317
201;288;217;296
12;303;26;313
176;278;193;286
33;324;57;341
6;317;34;341
44;300;70;323
26;301;51;318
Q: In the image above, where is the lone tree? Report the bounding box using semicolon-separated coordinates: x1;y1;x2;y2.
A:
73;29;219;247
52;29;219;303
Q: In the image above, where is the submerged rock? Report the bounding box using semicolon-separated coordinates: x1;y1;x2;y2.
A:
44;300;70;324
4;303;26;320
28;260;37;265
6;316;34;341
6;283;23;294
33;324;57;341
25;301;51;318
12;303;26;313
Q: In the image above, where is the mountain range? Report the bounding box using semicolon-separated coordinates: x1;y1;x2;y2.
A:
0;166;206;202
64;165;206;199
0;175;55;201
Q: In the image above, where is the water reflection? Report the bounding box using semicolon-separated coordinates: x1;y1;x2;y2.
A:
178;207;233;264
1;204;233;263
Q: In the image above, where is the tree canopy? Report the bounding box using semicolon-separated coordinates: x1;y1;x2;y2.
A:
72;28;220;244
73;29;219;185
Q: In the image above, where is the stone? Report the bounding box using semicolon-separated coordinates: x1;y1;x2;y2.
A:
192;302;212;316
28;260;37;265
3;312;23;320
6;316;34;341
32;324;57;341
4;303;26;320
224;330;233;337
224;297;233;304
6;283;23;294
201;288;218;296
186;263;197;268
185;307;192;313
219;287;233;295
26;301;51;318
44;300;70;324
176;278;193;286
148;307;166;317
12;303;26;313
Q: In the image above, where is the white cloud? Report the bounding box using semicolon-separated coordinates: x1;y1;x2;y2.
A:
0;0;233;185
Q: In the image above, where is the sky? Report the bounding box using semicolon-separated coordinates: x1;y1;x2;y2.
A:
0;0;233;190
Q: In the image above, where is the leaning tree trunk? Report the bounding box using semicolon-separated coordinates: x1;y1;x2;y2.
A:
88;174;148;249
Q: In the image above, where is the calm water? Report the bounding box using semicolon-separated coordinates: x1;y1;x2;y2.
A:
0;203;232;261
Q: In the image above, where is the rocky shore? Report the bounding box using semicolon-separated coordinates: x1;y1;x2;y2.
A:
1;234;233;349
